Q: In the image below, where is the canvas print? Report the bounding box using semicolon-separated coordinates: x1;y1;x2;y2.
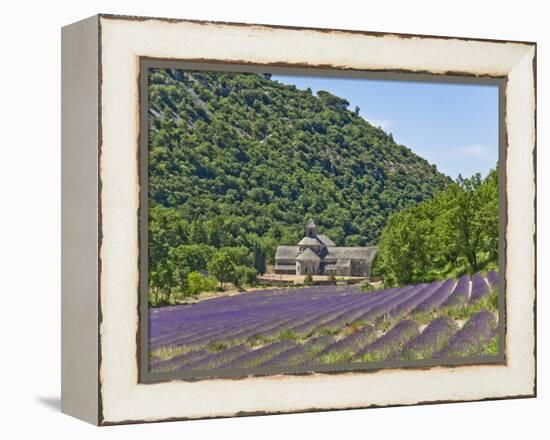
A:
144;67;502;378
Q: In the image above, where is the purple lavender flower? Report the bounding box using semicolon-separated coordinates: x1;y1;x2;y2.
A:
486;271;499;288
259;335;335;367
150;348;211;373
221;340;297;369
175;344;251;372
413;279;456;312
356;320;419;362
399;317;458;360
311;304;375;334
389;281;443;319
291;295;378;336
470;273;490;303
317;326;376;363
442;275;470;307
435;311;498;358
356;285;423;323
148;273;500;372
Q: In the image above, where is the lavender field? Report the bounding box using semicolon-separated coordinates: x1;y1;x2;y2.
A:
149;271;500;374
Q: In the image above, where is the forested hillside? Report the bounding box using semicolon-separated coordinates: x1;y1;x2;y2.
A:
147;68;452;301
149;69;450;243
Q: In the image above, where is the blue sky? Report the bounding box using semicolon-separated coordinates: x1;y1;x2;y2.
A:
272;74;499;179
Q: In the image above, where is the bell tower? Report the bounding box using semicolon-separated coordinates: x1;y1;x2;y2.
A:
305;219;317;238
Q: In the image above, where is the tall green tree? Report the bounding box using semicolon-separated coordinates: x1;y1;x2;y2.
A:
207;250;236;289
374;167;499;286
448;170;498;272
253;243;267;275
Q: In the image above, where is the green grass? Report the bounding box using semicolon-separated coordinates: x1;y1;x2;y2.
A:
246;333;273;346
207;341;230;352
312;326;343;337
319;350;352;364
278;329;300;341
361;352;383;362
399;350;424;361
339;321;370;337
374;317;394;333
483;335;500;355
410;310;438;325
149;344;195;361
308;345;328;356
360;282;377;293
442;288;498;321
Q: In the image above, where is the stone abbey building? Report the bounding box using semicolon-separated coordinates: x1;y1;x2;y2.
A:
274;220;378;277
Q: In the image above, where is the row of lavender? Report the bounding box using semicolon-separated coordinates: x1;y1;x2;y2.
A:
149;271;499;373
152;310;498;373
150;271;497;349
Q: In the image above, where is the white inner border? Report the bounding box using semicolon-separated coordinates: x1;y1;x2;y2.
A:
99;17;536;423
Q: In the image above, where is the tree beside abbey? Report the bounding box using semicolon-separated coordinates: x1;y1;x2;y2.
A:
147;68;499;306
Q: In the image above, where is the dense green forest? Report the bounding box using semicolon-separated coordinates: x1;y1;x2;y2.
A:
148;68;453;303
373;168;499;286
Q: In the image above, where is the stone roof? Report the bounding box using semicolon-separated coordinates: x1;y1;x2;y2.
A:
306;219;317;228
325;246;378;260
298;236;321;246
325;259;350;270
296;248;321;261
275;245;299;260
316;234;335;247
276;245;378;262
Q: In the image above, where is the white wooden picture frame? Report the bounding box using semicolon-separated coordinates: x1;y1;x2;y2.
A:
61;14;536;425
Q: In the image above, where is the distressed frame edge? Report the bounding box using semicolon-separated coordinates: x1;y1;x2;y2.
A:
502;44;537;401
91;14;536;425
61;14;101;425
97;12;537;46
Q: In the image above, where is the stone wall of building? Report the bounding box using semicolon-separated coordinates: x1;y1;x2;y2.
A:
350;259;372;277
296;260;320;275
